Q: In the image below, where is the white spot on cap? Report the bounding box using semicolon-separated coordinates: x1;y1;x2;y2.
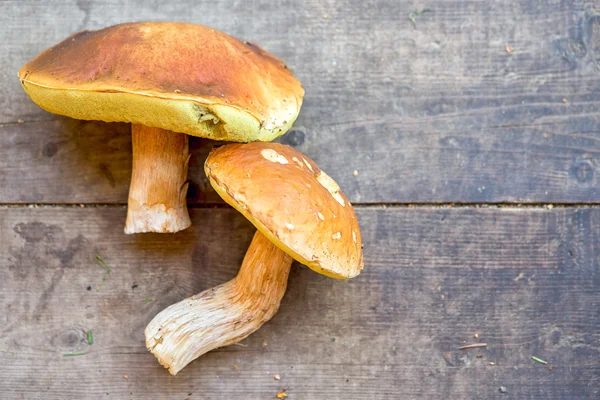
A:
352;231;357;243
317;212;325;221
234;193;248;210
302;157;314;172
332;232;341;240
316;171;345;207
285;223;295;230
261;149;289;164
306;183;311;188
292;157;303;168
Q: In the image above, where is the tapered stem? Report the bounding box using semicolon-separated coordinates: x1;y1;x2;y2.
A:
125;124;191;234
145;231;293;375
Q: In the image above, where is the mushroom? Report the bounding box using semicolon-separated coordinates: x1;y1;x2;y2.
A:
145;142;363;375
18;22;304;233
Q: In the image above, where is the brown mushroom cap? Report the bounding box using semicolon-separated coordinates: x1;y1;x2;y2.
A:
18;22;304;142
205;142;363;279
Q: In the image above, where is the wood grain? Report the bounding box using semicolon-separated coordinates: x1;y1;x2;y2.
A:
1;0;600;203
1;207;598;399
2;1;600;399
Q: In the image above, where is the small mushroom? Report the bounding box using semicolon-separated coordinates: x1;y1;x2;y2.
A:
145;142;363;375
18;22;304;233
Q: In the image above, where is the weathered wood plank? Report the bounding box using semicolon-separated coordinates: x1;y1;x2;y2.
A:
1;207;598;399
2;1;600;203
3;116;600;205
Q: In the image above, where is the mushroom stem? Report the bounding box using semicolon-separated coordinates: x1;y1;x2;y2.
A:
145;231;292;375
125;124;191;234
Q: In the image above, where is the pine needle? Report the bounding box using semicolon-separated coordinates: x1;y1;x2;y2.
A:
409;8;431;28
95;254;111;292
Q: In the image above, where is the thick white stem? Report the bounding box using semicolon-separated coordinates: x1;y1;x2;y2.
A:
125;124;191;234
145;231;292;375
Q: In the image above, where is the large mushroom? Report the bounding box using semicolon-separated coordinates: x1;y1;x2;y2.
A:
145;142;363;375
18;22;304;233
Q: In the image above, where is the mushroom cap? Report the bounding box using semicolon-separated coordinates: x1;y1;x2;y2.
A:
205;142;363;279
18;22;304;142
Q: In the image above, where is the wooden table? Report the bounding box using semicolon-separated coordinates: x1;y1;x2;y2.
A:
2;1;599;399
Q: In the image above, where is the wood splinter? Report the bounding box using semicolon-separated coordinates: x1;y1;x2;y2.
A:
459;343;488;350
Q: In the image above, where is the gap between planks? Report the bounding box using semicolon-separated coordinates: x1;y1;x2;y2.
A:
1;202;600;209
